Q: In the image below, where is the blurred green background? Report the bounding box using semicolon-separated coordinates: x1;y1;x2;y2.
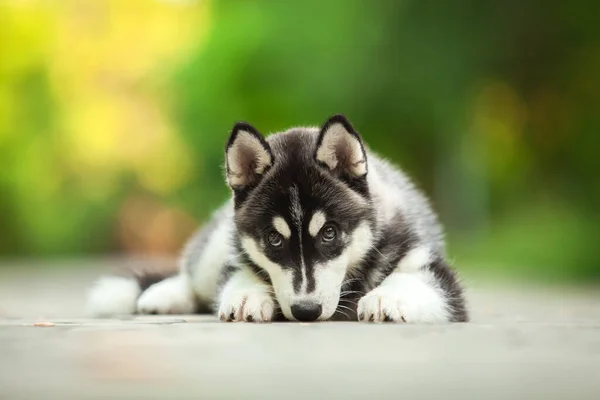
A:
1;0;598;283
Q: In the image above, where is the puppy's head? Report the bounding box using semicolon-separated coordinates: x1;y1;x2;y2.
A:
224;115;374;321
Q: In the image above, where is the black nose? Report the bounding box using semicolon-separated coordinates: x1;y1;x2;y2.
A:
291;302;322;322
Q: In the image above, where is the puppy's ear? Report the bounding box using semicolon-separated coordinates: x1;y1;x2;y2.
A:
225;122;273;190
315;115;367;177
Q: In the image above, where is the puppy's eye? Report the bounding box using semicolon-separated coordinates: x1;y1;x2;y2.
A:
267;231;283;247
320;224;337;242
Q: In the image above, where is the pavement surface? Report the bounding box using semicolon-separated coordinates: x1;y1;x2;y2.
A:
0;258;599;399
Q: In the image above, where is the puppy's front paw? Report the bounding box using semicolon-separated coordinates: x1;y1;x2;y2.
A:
357;287;406;323
137;275;196;315
218;291;275;322
357;272;450;323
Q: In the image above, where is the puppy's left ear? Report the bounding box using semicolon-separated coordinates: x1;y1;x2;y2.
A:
225;122;273;191
315;114;367;177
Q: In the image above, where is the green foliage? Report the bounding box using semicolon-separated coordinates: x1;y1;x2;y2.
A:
1;0;599;282
173;0;600;281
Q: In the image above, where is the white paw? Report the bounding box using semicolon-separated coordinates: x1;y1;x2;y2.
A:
218;290;275;322
357;272;449;323
357;287;406;322
137;275;196;315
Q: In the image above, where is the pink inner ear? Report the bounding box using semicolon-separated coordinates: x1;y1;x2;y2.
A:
316;124;367;177
227;131;272;188
335;140;353;167
239;148;260;181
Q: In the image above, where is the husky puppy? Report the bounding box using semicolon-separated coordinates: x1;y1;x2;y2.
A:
86;115;467;323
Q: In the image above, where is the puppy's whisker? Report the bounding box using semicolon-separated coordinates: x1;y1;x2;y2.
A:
334;309;350;319
370;245;396;272
338;297;358;306
340;290;364;297
336;304;354;313
337;277;362;289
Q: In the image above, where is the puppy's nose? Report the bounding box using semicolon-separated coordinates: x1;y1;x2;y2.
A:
291;302;322;322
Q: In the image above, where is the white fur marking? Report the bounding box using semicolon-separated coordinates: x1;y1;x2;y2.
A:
273;216;291;239
346;221;376;273
308;210;326;237
289;185;308;293
398;246;432;273
85;276;141;317
137;274;196;315
367;165;405;226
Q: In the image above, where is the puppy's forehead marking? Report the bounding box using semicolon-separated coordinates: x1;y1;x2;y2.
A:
289;185;308;293
289;185;304;227
308;210;327;237
272;216;291;239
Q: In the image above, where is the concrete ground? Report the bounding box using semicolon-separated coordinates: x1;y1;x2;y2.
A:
0;259;599;399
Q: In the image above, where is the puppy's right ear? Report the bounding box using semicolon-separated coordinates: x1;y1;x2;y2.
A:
315;114;367;178
225;122;273;191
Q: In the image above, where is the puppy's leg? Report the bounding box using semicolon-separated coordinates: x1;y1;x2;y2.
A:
357;246;467;323
217;267;275;322
137;273;197;315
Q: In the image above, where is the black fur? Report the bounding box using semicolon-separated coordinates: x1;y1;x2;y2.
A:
361;215;419;289
428;258;468;322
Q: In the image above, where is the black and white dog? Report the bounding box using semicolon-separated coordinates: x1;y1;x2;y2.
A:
87;115;467;323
